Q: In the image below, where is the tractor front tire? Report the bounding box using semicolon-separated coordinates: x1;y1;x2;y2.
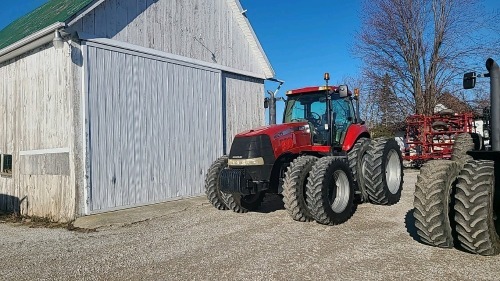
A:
306;157;356;225
222;192;265;213
348;137;371;202
364;138;404;205
283;155;318;222
413;160;461;248
454;160;500;255
205;156;229;210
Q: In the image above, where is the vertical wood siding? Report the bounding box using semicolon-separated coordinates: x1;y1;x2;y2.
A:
86;44;222;212
223;72;264;150
68;0;264;77
0;0;268;218
0;43;77;221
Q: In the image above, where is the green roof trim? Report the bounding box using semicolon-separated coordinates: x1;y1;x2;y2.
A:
0;0;94;50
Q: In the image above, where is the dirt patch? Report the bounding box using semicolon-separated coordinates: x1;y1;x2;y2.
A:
0;212;96;233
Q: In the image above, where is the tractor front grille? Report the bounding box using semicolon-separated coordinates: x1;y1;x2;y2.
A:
219;168;250;195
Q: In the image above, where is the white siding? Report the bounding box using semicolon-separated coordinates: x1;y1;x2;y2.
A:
68;0;264;77
223;72;264;150
85;43;223;212
0;43;77;222
0;0;269;219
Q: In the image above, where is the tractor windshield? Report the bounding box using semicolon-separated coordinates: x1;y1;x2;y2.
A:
284;92;354;144
284;93;327;124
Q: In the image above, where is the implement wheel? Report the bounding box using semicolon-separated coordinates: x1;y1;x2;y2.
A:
306;157;356;225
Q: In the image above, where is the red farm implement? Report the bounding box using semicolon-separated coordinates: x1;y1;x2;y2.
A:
403;112;476;166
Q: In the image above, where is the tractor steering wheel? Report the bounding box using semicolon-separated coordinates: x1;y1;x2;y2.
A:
307;112;322;126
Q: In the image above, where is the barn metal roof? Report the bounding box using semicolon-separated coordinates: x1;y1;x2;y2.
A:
0;0;94;50
0;0;274;78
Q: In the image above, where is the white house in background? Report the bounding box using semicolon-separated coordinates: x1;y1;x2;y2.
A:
0;0;274;221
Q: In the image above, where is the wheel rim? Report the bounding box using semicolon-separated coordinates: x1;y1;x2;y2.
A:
330;170;350;213
386;149;401;194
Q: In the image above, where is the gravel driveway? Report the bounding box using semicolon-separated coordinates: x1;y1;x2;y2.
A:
1;169;499;281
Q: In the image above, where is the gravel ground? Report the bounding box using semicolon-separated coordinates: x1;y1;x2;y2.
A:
1;169;499;281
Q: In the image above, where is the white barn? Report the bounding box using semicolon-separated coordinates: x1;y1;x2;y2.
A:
0;0;274;221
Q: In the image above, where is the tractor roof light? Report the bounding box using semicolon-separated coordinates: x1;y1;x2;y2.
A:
324;72;330;81
354;88;360;97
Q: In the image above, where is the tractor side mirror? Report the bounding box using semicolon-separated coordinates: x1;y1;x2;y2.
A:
338;85;349;97
463;72;476;89
264;97;269;108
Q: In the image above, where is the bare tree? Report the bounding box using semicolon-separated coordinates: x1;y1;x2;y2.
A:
342;74;408;137
356;0;500;115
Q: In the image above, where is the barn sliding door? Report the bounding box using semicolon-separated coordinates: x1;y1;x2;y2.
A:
84;42;222;213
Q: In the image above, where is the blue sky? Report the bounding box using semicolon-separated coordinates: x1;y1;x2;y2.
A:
240;0;364;88
0;0;364;88
1;0;499;120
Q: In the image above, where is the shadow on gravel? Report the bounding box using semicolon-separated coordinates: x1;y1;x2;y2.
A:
258;194;285;213
405;208;422;243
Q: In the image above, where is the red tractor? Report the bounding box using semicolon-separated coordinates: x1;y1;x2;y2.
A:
205;74;404;225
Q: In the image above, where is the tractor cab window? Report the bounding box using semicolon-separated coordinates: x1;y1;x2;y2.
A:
332;98;354;127
283;93;327;130
332;97;354;143
284;93;353;125
284;91;355;145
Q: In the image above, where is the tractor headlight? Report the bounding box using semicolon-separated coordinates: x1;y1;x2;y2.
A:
483;130;490;139
228;157;265;166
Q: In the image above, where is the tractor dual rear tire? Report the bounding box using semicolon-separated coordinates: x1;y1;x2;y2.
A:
282;155;318;222
451;133;475;166
205;156;229;210
306;157;356;225
347;137;371;202
413;160;461;248
364;138;404;205
454;160;500;256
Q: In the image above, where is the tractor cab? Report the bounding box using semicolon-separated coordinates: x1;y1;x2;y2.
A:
284;84;357;148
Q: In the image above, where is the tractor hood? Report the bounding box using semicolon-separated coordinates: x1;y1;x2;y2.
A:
231;122;313;161
236;122;309;139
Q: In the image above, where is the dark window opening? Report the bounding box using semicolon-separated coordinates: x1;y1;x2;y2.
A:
1;154;12;176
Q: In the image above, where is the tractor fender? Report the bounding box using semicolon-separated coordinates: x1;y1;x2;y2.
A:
342;124;370;151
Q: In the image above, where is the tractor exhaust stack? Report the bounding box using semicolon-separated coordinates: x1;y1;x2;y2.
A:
486;58;500;151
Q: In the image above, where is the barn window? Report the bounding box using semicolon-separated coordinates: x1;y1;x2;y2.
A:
1;154;12;176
